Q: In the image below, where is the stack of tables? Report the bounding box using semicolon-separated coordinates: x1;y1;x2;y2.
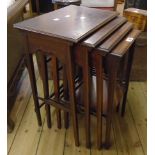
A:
14;5;140;149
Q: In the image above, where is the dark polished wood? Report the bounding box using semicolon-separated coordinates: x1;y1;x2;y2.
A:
83;16;127;47
24;33;42;126
103;54;120;149
96;29;140;147
109;30;141;116
26;53;42;126
94;53;103;149
39;52;52;128
82;49;91;148
76;46;91;148
14;5;118;42
75;18;140;148
27;31;80;145
14;5;141;149
63;65;69;129
110;29;140;56
73;17;130;148
14;6;121;148
51;56;62;129
98;22;133;53
66;46;80;146
121;43;135;116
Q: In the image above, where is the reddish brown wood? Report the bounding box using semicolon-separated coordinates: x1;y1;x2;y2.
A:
14;5;118;43
98;22;133;53
66;46;79;146
26;53;42;126
14;6;141;149
74;45;91;148
94;53;103;149
25;33;42;126
39;52;52;128
103;55;120;149
82;47;91;148
20;30;80;146
110;29;141;56
83;16;127;47
63;65;69;129
121;43;135;116
51;56;62;129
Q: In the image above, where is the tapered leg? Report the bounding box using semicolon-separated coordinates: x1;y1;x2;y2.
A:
95;54;103;149
63;65;69;129
104;56;119;149
51;56;62;129
121;44;135;116
66;47;79;146
39;53;51;128
82;50;91;148
26;53;42;126
121;89;128;116
35;52;43;81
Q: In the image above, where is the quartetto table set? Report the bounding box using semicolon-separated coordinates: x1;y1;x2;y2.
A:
14;5;140;149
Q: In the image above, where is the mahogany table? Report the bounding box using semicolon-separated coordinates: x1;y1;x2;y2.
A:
72;16;140;148
14;5;140;149
14;5;118;147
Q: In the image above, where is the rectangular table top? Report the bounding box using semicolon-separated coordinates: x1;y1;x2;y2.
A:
98;22;133;52
14;5;118;43
83;16;127;48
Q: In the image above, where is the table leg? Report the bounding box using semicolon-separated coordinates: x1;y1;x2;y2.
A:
66;47;79;146
51;56;62;129
63;65;69;129
26;53;42;126
104;56;119;149
39;53;52;128
95;54;103;149
121;44;135;116
82;50;91;148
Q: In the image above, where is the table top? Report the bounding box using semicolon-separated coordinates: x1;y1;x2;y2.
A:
98;22;133;52
14;5;118;43
83;16;127;47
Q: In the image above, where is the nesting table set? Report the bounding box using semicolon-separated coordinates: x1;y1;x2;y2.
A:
14;5;140;149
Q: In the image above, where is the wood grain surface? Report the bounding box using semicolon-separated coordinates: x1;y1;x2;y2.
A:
14;5;118;42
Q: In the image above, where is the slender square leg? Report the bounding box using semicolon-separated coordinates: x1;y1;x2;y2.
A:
66;47;79;146
121;44;135;116
26;53;42;126
82;50;91;148
94;54;103;149
103;56;119;149
39;53;52;128
63;65;69;129
51;56;62;129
